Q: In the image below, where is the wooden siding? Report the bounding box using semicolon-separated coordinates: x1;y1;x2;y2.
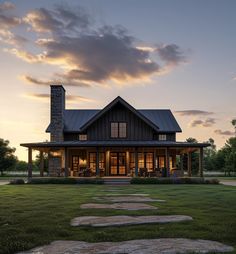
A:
63;104;177;142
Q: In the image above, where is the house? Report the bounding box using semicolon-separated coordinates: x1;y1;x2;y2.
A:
21;85;209;178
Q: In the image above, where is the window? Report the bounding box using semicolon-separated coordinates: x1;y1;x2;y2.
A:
79;134;87;141
119;122;127;138
159;134;167;141
111;122;127;138
130;153;135;170
111;122;119;138
146;153;154;171
89;153;96;174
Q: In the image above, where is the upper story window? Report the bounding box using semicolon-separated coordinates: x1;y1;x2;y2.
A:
79;134;87;141
111;122;127;138
159;134;167;141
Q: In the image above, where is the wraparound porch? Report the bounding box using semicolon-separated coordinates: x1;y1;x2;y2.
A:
21;141;208;178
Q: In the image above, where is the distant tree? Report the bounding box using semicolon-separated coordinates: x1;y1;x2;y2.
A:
34;153;49;172
15;160;28;171
0;138;17;176
232;119;236;136
204;138;217;171
224;137;236;176
182;137;199;175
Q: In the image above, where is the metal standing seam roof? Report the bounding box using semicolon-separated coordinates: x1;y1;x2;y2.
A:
46;109;182;133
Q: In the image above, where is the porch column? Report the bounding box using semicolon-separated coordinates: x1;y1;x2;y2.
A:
96;147;100;176
165;148;170;177
187;151;192;177
180;154;184;176
64;147;69;177
154;149;158;169
106;150;110;176
39;151;44;177
126;150;130;176
28;147;32;178
135;147;138;177
199;147;203;177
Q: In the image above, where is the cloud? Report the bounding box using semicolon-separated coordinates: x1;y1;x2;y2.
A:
156;44;186;66
25;93;94;103
214;129;234;136
3;4;187;87
23;4;91;35
0;2;20;28
189;118;216;127
21;75;90;87
175;110;214;116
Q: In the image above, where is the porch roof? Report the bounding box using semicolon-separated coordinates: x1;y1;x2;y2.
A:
20;140;210;148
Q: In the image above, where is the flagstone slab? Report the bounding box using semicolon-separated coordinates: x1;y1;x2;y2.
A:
80;202;157;210
18;238;234;254
71;215;193;227
95;196;165;202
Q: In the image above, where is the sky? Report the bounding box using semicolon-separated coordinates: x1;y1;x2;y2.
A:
0;0;235;161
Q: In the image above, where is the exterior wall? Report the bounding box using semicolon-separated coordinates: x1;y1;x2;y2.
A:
50;86;65;142
86;103;155;141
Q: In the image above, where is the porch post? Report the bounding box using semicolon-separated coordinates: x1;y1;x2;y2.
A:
126;150;130;176
187;151;192;177
39;151;44;177
28;147;32;178
64;147;69;177
106;149;110;176
135;147;138;177
96;147;100;176
199;147;203;177
180;154;184;176
154;149;158;169
165;147;170;177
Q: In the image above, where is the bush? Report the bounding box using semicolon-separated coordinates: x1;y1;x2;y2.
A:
130;177;219;184
9;179;25;185
27;177;104;184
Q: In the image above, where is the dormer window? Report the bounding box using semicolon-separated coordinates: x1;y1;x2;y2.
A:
79;134;87;141
159;134;167;141
111;122;127;138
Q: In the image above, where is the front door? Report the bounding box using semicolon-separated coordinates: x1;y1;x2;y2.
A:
110;152;126;176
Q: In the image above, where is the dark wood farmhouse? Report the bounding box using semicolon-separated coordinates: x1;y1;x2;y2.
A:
21;85;209;178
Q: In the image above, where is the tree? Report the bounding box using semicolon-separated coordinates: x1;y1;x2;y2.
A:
232;119;236;137
204;138;217;171
0;138;17;176
34;153;49;173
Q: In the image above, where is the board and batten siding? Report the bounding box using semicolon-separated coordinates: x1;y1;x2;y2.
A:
86;104;154;141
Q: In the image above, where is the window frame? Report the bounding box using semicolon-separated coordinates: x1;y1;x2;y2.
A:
159;134;167;141
110;122;127;139
79;134;87;141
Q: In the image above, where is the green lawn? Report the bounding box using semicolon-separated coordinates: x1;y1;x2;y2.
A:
0;184;235;254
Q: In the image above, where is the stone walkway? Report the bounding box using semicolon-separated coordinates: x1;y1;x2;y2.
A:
18;239;234;254
220;180;236;186
95;195;165;203
81;202;157;210
0;180;9;185
71;215;193;227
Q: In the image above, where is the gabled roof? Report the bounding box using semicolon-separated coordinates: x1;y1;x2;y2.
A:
79;96;160;132
46;96;182;133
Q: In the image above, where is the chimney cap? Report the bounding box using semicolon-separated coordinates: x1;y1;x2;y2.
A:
50;85;66;91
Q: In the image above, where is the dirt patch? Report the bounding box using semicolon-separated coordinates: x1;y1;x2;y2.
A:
71;215;193;227
18;239;234;254
80;202;157;210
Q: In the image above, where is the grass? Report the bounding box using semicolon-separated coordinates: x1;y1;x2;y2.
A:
0;184;235;254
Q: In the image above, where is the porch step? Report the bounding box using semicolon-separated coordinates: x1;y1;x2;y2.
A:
103;177;131;185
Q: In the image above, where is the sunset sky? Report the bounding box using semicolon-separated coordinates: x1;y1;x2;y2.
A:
0;0;235;161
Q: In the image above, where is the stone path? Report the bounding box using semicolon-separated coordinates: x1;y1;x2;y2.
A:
0;181;9;185
95;196;165;203
221;180;236;186
71;215;193;227
81;202;157;210
18;239;234;254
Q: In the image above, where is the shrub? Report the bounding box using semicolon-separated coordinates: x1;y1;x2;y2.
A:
27;177;104;184
9;179;25;185
130;177;219;184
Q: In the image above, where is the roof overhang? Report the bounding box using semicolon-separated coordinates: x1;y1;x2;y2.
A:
80;96;160;132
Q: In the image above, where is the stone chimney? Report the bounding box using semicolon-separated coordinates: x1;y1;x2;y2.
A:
50;85;65;142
